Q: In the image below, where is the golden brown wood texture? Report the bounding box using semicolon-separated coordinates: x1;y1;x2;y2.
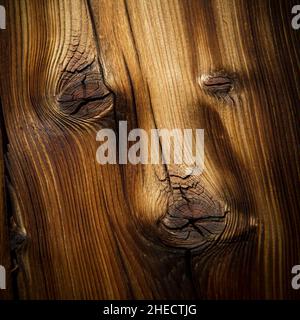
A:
0;0;299;299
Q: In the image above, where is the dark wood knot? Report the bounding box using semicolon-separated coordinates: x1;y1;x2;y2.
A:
57;62;114;120
10;217;27;253
199;71;238;103
158;198;228;250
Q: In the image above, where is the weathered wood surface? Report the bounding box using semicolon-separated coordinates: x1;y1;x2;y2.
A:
0;0;299;299
0;101;13;299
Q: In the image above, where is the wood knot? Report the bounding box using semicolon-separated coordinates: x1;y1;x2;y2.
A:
56;60;114;120
158;198;228;250
10;217;27;253
9;217;28;273
199;71;238;104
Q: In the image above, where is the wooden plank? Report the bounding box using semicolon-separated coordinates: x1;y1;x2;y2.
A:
0;0;196;299
0;0;299;299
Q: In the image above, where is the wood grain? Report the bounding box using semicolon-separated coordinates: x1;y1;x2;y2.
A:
0;99;13;300
0;0;299;299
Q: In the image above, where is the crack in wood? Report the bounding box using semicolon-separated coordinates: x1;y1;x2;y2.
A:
56;1;114;121
0;100;26;298
157;177;228;250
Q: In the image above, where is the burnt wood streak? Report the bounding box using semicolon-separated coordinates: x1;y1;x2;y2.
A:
0;0;299;300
